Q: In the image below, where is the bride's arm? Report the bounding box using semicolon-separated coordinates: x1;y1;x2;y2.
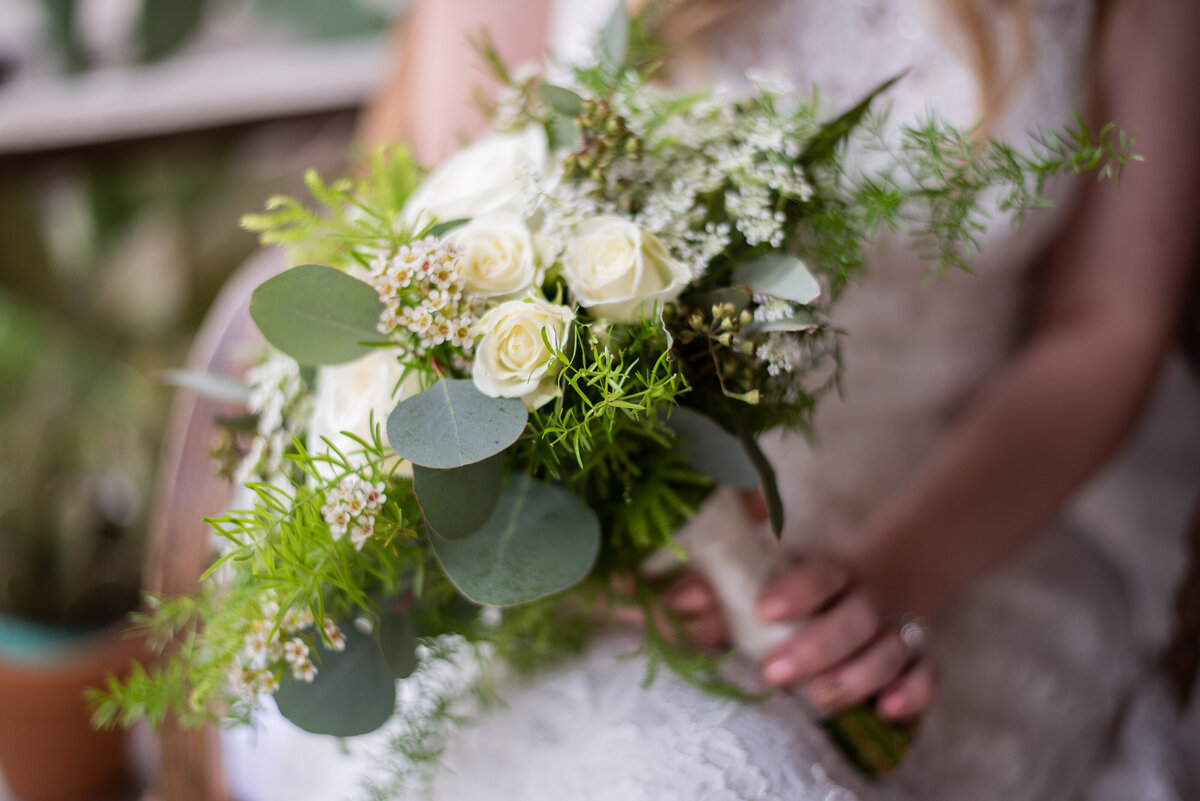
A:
357;0;552;162
846;0;1200;620
748;0;1200;719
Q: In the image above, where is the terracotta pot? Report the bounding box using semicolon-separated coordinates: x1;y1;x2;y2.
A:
0;619;146;801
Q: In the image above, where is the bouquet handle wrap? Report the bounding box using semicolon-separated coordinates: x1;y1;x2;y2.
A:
674;488;916;777
674;488;795;662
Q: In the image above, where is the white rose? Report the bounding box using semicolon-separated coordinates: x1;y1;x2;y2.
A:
308;349;423;480
446;212;539;298
472;297;574;409
562;217;691;323
403;127;547;227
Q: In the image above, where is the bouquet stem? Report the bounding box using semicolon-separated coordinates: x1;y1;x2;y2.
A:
823;705;916;778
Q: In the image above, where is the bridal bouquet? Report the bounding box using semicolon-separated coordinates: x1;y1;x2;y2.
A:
94;2;1134;783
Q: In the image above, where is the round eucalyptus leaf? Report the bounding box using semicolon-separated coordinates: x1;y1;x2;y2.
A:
430;475;600;606
600;0;628;72
273;627;395;737
250;264;384;366
387;379;528;469
548;117;580;150
378;612;418;679
665;408;760;489
537;84;585;117
413;452;505;540
732;254;821;305
741;312;818;338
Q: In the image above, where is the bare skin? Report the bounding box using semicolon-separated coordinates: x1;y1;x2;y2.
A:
371;0;1200;721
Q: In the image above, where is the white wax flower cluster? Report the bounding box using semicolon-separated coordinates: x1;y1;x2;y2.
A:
228;597;348;701
321;477;387;550
370;237;479;354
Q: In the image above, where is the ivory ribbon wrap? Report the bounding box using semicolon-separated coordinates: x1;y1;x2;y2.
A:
670;487;798;662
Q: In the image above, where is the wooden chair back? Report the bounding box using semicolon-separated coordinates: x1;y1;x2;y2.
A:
142;251;281;801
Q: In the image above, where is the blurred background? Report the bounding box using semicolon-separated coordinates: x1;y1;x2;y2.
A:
0;0;407;632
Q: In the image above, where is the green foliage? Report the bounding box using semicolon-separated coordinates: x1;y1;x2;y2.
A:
664;407;759;489
249;264;385;366
852;111;1139;273
732;253;822;305
604;447;712;556
430;475;601;606
412;454;505;540
240;146;423;269
386;380;528;469
91;431;434;728
273;627;397;737
378;611;418;679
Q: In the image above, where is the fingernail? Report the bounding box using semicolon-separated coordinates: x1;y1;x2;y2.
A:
809;682;844;710
762;655;797;685
758;591;788;620
879;695;906;719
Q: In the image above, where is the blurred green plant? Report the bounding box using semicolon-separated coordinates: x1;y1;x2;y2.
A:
0;148;269;628
0;288;154;627
36;0;395;74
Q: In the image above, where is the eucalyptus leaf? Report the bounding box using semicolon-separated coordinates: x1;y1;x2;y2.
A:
411;594;481;639
548;116;581;150
736;430;784;537
427;218;469;238
430;475;600;606
665;408;760;489
413;452;505;540
378;612;418;679
732;254;821;305
537;84;585;117
250;264;384;366
599;0;628;73
159;369;249;403
387;380;528;469
741;312;819;338
273;627;395;737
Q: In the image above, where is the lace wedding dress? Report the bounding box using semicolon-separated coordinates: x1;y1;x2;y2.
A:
222;1;1200;799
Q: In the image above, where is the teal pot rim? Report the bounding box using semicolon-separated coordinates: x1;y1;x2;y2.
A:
0;611;140;671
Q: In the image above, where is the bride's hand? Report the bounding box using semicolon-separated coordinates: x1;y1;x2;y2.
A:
660;571;728;649
757;557;938;721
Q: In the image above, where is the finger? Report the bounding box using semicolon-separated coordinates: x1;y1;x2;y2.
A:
662;572;717;615
740;488;770;523
758;556;853;622
605;602;646;628
761;588;880;686
876;658;939;720
805;631;910;713
683;612;728;649
609;572;637;598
